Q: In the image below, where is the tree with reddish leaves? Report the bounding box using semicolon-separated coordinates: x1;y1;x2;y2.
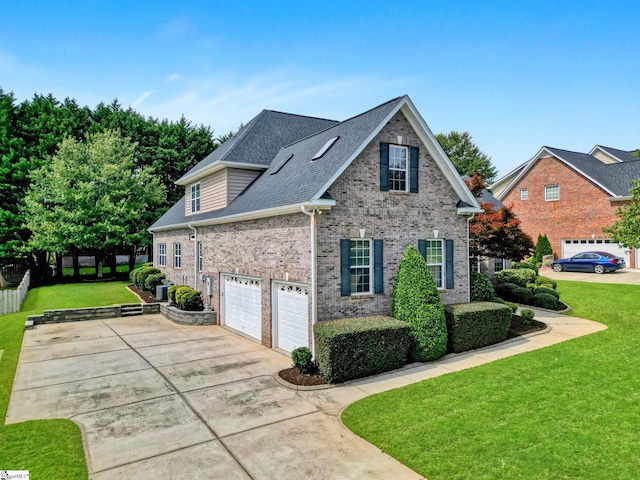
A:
465;174;534;261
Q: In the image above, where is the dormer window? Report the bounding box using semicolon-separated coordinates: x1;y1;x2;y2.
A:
191;183;201;213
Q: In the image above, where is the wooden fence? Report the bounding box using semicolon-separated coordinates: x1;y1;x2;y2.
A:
0;270;31;315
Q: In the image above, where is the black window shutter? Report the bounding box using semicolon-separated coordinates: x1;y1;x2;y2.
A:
410;146;419;193
374;239;384;294
340;239;351;296
380;142;389;191
418;239;427;260
446;239;454;289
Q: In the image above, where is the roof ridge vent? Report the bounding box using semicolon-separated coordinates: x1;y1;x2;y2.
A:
312;136;340;161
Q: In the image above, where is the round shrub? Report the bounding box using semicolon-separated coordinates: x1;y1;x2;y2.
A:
520;309;535;325
180;289;204;311
291;347;314;374
391;245;447;362
505;301;518;314
496;268;537;288
513;262;538;275
134;266;161;290
494;282;520;303
534;286;559;300
129;268;141;285
144;272;166;293
534;292;559;309
471;272;495;302
513;286;535;304
173;286;192;308
535;276;557;290
167;285;180;305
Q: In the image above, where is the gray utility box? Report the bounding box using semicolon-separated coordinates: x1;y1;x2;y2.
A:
156;283;173;301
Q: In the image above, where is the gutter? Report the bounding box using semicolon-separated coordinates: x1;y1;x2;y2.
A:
188;224;198;290
300;205;319;359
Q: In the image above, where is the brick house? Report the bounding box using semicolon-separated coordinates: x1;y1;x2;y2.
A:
149;95;482;352
491;145;640;269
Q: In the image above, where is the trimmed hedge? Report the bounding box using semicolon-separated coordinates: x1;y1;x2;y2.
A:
495;268;537;288
534;286;559;299
172;286;204;311
534;292;559;309
470;271;495;302
535;275;557;290
130;266;161;291
168;285;180;305
314;316;411;383
391;245;447;362
144;272;166;293
444;302;512;353
513;261;538;275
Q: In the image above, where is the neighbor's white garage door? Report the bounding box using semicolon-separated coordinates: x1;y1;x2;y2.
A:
562;239;630;267
221;274;262;341
274;282;309;352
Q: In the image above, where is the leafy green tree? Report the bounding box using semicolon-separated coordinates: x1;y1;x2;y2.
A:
436;131;497;183
534;234;553;263
391;245;447;362
23;130;166;276
603;180;640;250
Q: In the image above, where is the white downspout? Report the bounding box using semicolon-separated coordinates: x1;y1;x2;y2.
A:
188;224;198;290
301;206;318;358
466;214;476;303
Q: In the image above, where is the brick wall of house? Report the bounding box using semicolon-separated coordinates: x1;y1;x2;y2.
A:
153;110;473;346
153;214;311;347
316;110;471;321
502;156;622;259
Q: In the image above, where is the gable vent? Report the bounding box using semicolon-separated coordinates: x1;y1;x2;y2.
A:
270;153;294;175
312;136;339;161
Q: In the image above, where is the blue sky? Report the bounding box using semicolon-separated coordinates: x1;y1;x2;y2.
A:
2;0;638;177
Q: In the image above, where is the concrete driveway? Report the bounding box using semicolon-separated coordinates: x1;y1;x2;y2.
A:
541;268;640;284
6;315;420;479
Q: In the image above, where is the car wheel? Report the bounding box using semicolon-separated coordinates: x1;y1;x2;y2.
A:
552;264;562;272
594;265;605;274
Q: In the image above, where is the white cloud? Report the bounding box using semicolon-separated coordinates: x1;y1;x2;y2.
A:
140;68;413;134
166;73;180;83
131;89;155;108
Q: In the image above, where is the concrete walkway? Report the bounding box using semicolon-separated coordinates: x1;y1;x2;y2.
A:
6;310;606;479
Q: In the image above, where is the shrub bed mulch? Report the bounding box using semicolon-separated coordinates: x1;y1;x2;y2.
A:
127;284;162;304
280;317;548;386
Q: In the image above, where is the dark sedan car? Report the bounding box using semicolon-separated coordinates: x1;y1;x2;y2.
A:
551;251;626;274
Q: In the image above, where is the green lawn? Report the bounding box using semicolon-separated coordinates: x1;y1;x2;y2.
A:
0;281;138;479
342;280;640;480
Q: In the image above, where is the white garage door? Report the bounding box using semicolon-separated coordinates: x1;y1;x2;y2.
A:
274;282;309;353
221;274;262;341
562;239;630;267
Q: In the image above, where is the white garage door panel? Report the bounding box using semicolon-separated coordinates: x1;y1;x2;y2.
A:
222;275;262;341
275;283;309;353
562;239;630;267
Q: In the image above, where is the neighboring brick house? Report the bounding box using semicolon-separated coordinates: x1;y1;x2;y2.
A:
149;95;482;352
491;145;640;269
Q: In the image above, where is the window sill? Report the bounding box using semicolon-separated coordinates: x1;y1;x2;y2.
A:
349;293;376;299
389;191;410;196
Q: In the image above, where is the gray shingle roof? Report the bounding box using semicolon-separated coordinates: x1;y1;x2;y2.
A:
151;97;406;230
176;110;338;183
596;145;639;162
546;146;640;196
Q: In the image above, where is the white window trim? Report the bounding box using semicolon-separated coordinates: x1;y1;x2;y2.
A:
545;184;559;201
350;238;372;295
191;183;201;213
493;258;505;273
389;144;409;192
520;188;528;200
197;241;203;272
425;239;444;289
174;243;181;269
157;243;167;266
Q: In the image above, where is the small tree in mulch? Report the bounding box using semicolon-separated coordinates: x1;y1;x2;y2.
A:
534;234;553;263
391;245;447;362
